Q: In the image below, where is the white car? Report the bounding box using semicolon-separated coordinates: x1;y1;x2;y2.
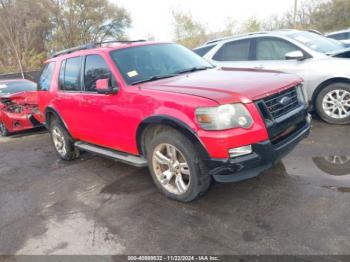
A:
327;29;350;46
194;30;350;125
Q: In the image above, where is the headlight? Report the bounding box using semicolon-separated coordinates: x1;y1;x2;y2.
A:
196;104;253;130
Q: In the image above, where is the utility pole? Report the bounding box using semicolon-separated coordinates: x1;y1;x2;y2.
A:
293;0;298;29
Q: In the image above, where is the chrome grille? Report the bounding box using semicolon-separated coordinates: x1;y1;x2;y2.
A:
263;87;300;119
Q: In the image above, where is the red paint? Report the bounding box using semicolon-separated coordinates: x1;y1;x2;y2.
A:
38;42;303;159
0;91;39;133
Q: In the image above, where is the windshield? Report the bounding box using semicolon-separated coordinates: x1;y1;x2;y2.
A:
110;43;213;85
286;31;346;54
0;80;36;96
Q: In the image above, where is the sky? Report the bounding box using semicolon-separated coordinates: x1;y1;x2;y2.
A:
112;0;298;41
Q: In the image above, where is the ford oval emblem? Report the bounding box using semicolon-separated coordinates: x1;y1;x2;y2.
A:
278;96;292;106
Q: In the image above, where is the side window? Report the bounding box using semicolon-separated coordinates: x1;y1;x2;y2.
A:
213;40;251;61
60;57;81;91
84;55;111;92
256;38;300;61
37;62;56;91
193;44;216;57
329;33;347;40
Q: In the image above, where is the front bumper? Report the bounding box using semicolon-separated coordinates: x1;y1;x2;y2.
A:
204;114;311;183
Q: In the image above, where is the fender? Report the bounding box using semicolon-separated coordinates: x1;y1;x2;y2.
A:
136;115;210;160
44;106;70;132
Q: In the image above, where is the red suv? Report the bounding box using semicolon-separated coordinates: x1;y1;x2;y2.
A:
37;41;311;202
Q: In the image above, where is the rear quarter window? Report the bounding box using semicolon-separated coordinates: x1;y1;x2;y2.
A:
193;45;216;57
38;62;56;91
213;40;251;61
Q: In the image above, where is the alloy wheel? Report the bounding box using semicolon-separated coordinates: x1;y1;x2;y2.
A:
52;126;67;156
322;89;350;119
152;143;191;195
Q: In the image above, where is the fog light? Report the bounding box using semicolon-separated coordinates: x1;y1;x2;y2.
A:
229;145;252;158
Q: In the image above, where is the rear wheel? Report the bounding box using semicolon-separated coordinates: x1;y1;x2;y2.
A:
316;83;350;124
146;128;211;202
50;119;79;160
0;122;9;137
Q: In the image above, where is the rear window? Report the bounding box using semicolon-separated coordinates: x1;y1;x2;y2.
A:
193;44;216;57
0;80;36;95
213;39;251;61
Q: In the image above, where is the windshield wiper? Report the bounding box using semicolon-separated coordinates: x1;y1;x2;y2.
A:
131;74;178;85
176;66;214;75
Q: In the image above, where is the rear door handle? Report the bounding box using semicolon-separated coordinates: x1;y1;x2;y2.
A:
254;65;265;69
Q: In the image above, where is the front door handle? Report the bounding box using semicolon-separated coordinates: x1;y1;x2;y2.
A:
254;65;265;69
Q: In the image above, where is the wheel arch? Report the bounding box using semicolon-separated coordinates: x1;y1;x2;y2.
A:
136;115;210;159
44;107;69;132
312;77;350;106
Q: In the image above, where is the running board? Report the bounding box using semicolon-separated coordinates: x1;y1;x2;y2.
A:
74;142;148;167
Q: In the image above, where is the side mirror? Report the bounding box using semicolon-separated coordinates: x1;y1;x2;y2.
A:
96;78;118;94
285;50;305;61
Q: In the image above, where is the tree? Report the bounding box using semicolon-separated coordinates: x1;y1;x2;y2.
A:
0;0;52;74
172;10;209;49
47;0;131;51
239;17;261;33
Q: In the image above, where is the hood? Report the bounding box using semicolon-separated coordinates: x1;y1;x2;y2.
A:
139;68;302;104
0;91;38;105
327;47;350;58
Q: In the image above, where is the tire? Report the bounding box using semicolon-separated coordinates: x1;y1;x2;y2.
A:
49;118;79;161
146;128;211;202
0;122;9;137
315;83;350;125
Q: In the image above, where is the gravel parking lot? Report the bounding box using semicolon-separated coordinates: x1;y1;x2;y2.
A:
0;117;349;255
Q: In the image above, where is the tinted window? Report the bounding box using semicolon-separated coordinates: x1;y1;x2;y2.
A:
84;55;111;92
256;38;300;60
328;33;348;40
0;80;36;95
60;57;81;91
213;40;251;61
193;44;216;57
110;43;212;85
38;62;55;91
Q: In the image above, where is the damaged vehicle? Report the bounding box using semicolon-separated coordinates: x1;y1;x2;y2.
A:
0;79;41;136
194;30;350;125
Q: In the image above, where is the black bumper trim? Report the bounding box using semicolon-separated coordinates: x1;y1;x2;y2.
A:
204;116;311;183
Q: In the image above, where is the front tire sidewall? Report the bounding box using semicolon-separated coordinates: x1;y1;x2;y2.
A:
0;122;9;137
50;120;78;161
316;83;350;125
147;130;207;202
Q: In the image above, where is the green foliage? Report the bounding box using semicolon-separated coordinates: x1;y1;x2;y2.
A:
0;0;131;74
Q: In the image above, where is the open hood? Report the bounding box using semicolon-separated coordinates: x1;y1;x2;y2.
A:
0;91;38;105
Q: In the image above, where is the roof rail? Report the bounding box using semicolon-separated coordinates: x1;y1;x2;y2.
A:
97;39;146;45
51;40;147;58
52;43;97;58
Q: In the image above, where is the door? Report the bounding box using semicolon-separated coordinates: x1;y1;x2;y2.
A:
253;37;314;94
54;56;84;137
253;37;312;77
77;54;123;149
209;39;255;68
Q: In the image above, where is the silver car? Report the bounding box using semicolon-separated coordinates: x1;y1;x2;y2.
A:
194;30;350;124
326;29;350;46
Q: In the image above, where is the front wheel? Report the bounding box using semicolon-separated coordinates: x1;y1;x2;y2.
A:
146;129;211;202
315;83;350;125
0;122;9;137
